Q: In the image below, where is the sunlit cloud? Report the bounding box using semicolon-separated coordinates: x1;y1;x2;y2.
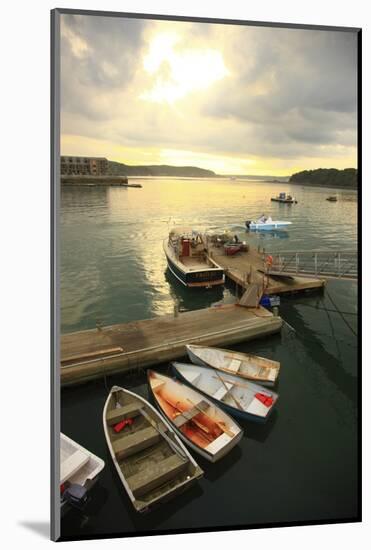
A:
140;32;229;103
60;15;357;175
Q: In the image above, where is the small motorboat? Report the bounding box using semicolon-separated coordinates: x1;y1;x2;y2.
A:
271;192;297;204
186;344;280;386
103;386;203;513
172;362;278;423
147;370;243;462
60;433;105;515
326;196;337;202
246;215;292;231
164;227;225;288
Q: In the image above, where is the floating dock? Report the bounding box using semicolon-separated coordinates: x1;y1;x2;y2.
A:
208;241;326;295
61;304;282;386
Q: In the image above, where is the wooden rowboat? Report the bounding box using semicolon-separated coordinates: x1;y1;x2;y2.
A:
186;344;280;386
147;370;243;462
172;362;278;423
103;386;203;513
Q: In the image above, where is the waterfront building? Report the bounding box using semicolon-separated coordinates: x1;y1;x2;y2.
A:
61;156;109;176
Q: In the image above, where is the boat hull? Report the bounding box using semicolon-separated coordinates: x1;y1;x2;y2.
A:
164;243;225;288
172;363;278;423
271;198;297;204
246;221;291;231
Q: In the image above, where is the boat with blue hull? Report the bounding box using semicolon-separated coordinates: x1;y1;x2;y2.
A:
164;227;225;288
246;215;292;231
171;362;279;423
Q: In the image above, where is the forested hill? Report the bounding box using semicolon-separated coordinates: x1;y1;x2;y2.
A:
108;161;216;178
289;168;357;189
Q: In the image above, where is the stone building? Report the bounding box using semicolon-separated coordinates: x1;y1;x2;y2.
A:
61;156;109;176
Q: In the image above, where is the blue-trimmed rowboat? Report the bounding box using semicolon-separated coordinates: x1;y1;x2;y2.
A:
164;227;225;288
246;217;292;231
171;362;279;423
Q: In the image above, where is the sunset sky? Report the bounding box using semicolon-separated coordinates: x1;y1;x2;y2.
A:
60;14;357;176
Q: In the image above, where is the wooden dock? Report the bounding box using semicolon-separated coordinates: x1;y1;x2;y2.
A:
208;241;326;295
61;304;282;386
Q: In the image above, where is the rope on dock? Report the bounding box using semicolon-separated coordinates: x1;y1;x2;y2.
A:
324;288;357;337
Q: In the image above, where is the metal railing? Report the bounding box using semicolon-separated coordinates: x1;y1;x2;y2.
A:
264;250;358;280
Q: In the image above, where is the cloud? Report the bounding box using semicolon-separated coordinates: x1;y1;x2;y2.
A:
60;15;358;173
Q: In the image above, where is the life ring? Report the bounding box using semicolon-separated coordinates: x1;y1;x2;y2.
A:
265;255;273;267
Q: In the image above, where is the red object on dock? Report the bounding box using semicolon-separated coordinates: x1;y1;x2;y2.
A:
224;244;241;256
255;393;274;407
113;418;134;433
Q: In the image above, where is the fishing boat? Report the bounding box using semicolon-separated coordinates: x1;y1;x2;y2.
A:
326;196;337;202
245;215;292;231
271;192;297;204
60;433;105;515
147;370;243;462
186;344;280;386
172;362;278;423
103;386;203;513
164;227;225;287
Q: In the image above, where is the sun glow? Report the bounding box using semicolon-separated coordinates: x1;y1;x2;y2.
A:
141;33;229;104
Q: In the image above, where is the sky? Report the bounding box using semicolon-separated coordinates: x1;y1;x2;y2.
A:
60;14;358;176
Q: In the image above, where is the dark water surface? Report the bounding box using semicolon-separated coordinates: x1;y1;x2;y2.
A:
60;179;358;539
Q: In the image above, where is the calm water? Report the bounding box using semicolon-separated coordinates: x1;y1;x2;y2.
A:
60;179;358;539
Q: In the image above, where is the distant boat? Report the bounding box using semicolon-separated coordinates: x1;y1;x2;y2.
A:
186;344;280;386
103;386;203;513
172;362;279;423
246;215;292;231
60;433;105;515
147;370;243;462
164;227;225;288
271;192;297;204
326;196;337;202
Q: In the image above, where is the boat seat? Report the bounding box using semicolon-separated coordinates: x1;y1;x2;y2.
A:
127;454;188;498
212;382;233;401
173;400;209;428
113;427;161;460
60;450;89;484
106;402;142;426
227;358;241;373
151;379;166;392
185;372;201;386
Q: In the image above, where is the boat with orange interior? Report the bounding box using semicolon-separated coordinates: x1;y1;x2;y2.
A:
147;370;242;462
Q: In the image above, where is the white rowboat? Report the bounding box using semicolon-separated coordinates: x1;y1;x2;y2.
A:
186;344;280;386
172;362;278;423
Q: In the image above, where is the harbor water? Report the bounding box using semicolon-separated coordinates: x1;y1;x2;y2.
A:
60;178;358;539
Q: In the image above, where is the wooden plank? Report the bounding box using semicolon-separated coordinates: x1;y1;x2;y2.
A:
61;305;283;386
113;427;160;459
61;346;124;364
106;403;142;425
128;454;188;498
238;283;264;308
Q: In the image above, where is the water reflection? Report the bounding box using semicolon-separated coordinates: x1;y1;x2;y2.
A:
165;268;225;311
